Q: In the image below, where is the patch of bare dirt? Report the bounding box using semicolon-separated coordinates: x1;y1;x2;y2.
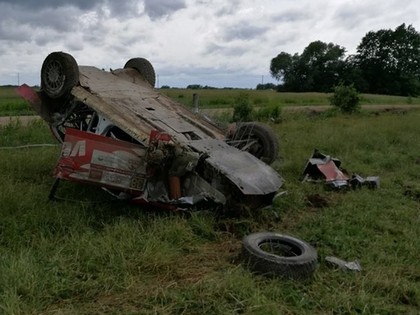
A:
306;193;330;209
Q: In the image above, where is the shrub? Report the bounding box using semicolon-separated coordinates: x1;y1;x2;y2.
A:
232;92;253;122
254;105;282;122
329;84;360;113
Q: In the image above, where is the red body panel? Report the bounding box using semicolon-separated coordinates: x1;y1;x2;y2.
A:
55;128;148;194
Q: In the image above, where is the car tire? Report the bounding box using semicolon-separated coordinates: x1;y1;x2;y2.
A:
242;232;317;279
230;122;279;164
41;52;79;99
124;58;156;87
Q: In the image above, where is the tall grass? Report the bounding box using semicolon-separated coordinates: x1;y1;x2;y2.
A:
159;88;420;109
0;108;419;313
0;87;35;116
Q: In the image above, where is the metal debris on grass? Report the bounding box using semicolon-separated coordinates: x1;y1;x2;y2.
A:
325;256;362;272
302;149;379;189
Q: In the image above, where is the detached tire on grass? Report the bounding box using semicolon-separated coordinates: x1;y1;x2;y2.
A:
41;52;79;99
242;232;317;279
124;58;156;87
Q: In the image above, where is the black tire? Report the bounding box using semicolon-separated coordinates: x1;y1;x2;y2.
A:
242;232;317;279
124;58;156;87
41;52;79;99
229;122;279;164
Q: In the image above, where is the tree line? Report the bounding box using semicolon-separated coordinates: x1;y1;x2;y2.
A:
269;24;420;96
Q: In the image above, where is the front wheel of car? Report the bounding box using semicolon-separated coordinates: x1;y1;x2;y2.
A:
41;52;79;99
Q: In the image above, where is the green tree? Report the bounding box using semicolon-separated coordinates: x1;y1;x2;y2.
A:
270;51;293;82
270;41;346;92
356;24;420;96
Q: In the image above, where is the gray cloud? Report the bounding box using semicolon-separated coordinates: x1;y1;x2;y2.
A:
65;40;84;52
205;43;248;57
0;0;419;89
270;10;310;23
0;0;186;45
0;20;31;42
333;3;380;30
0;4;83;46
101;0;141;18
215;0;241;17
0;0;97;11
0;0;141;19
144;0;186;20
222;22;269;41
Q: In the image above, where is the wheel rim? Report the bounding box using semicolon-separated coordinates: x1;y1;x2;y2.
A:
45;60;65;93
231;136;264;159
244;137;264;158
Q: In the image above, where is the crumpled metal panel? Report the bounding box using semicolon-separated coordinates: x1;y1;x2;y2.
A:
55;128;148;193
189;139;283;195
16;84;54;123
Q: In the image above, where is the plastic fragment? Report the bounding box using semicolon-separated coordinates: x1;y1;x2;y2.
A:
325;256;362;271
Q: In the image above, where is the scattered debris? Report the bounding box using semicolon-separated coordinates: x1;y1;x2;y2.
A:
325;256;362;271
350;174;380;189
303;149;379;189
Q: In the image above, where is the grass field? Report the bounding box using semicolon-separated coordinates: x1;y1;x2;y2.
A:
0;86;34;116
1;85;420;117
159;88;420;109
0;109;419;314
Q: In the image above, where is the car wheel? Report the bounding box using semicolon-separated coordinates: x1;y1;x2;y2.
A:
229;122;279;164
124;58;156;87
242;232;317;279
41;52;79;99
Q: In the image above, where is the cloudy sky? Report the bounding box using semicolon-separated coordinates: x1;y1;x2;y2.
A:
0;0;419;88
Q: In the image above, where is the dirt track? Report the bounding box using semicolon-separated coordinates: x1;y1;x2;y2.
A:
1;105;419;127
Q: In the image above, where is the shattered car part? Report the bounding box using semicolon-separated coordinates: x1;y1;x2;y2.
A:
303;149;379;189
325;256;362;272
350;174;380;189
302;149;349;188
18;52;283;210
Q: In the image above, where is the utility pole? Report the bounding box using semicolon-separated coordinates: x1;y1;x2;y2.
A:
261;75;264;85
17;72;20;86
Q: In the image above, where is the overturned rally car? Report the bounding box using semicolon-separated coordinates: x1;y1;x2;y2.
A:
19;52;283;210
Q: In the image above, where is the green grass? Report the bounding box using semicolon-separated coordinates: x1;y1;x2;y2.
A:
159;88;420;109
0;86;35;116
2;85;420;117
0;111;419;314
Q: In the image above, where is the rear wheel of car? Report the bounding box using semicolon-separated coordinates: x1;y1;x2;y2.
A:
242;232;317;279
41;52;79;99
229;122;279;165
124;58;156;87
